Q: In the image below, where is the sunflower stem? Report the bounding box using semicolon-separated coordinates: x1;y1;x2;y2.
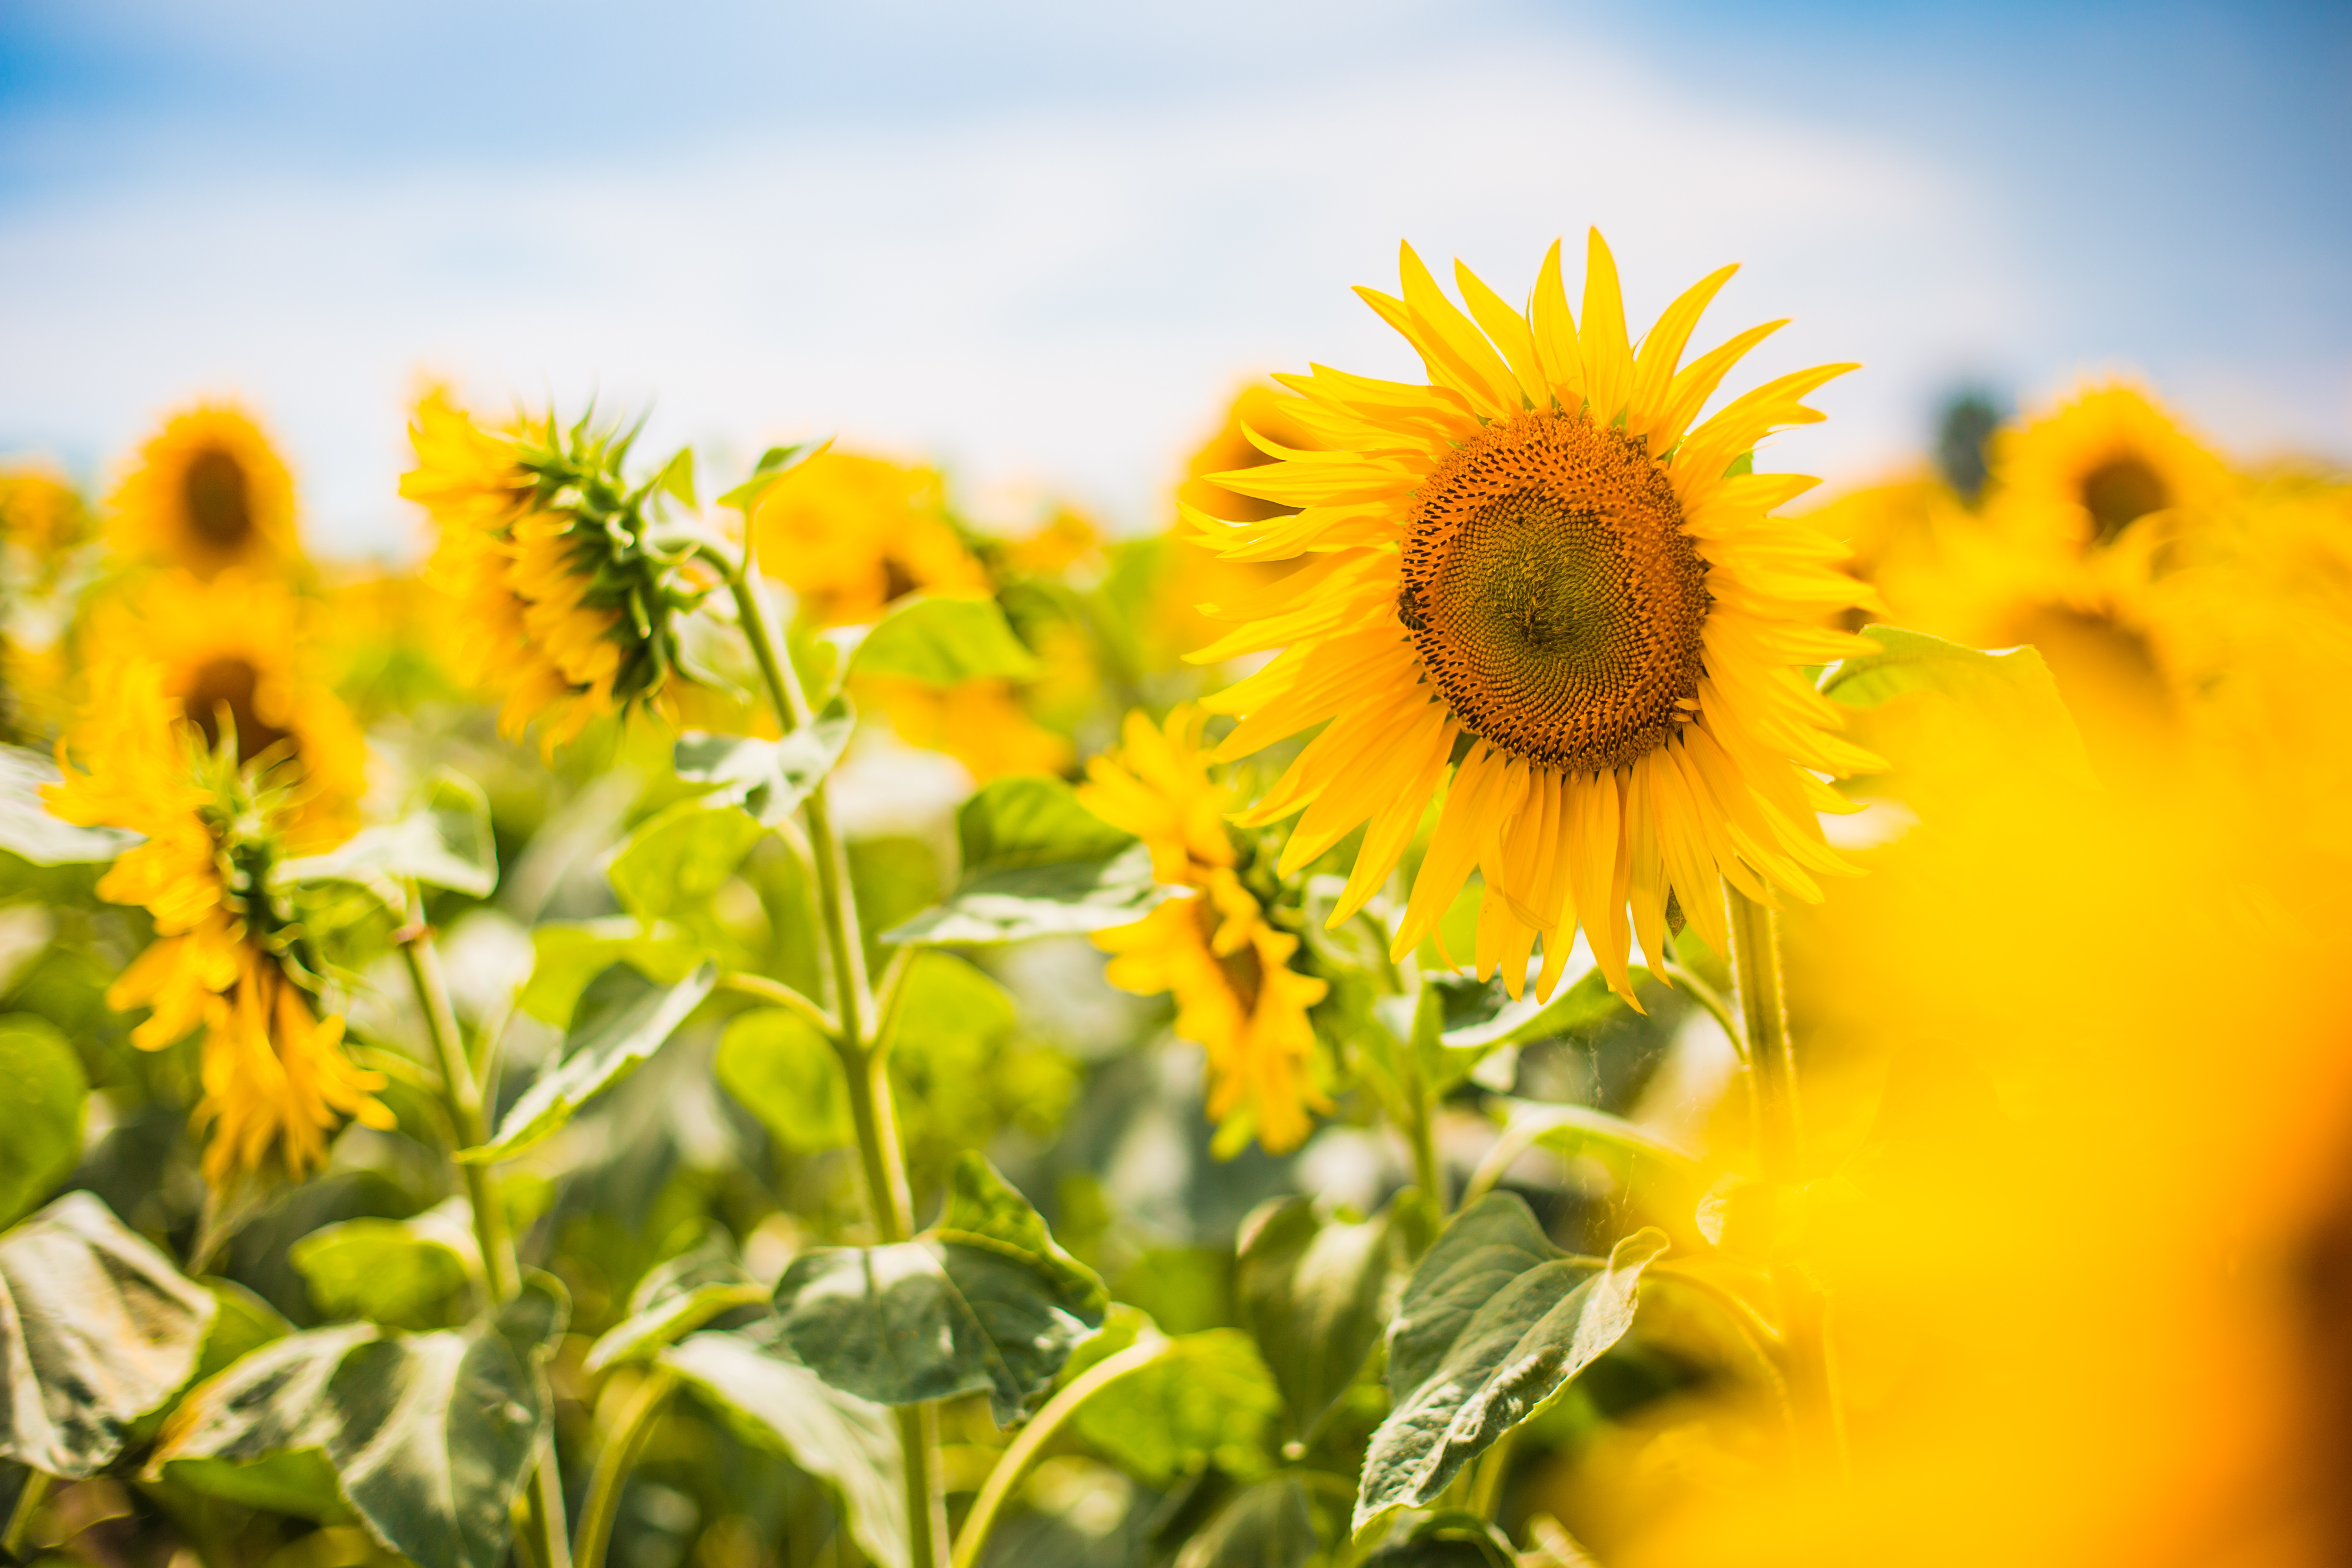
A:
573;1368;678;1568
950;1339;1167;1568
728;557;943;1568
1724;887;1847;1486
400;906;570;1568
4;1469;52;1556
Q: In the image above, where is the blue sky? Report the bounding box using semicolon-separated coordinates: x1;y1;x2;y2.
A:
2;0;2345;557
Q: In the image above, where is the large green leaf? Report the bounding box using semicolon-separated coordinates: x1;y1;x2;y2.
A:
607;800;767;927
1235;1195;1405;1445
1819;623;2096;787
883;775;1167;945
715;1005;851;1153
673;695;856;827
463;961;717;1163
584;1233;768;1375
0;1191;216;1476
0;744;139;865
661;1327;907;1568
276;775;498;900
0;1014;86;1227
1368;967;1644;1107
1354;1196;1666;1530
151;1273;567;1568
848;594;1043;684
1172;1479;1318;1568
771;1153;1107;1423
516;919;710;1028
290;1199;480;1330
1064;1316;1281;1486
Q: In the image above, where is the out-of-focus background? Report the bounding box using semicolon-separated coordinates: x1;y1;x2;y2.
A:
3;0;2347;556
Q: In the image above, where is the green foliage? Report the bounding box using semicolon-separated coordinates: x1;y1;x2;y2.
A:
1354;1196;1667;1530
660;1325;907;1568
716;1005;852;1152
885;775;1167;945
278;773;498;901
673;695;855;826
0;1013;85;1226
584;1232;767;1374
152;1273;569;1568
1235;1195;1407;1445
289;1199;480;1330
466;960;717;1162
1173;1479;1319;1568
607;800;767;927
1064;1310;1282;1485
518;920;709;1029
0;1192;216;1477
848;594;1044;684
771;1153;1107;1423
1822;623;2097;787
717;438;828;515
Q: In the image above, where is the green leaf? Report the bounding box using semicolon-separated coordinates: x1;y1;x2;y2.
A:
152;1274;568;1568
674;696;855;827
654;445;697;509
290;1199;480;1330
1235;1195;1405;1445
584;1233;768;1375
276;774;498;900
848;594;1043;685
0;744;139;865
716;1005;851;1152
0;1191;216;1476
771;1152;1107;1424
1069;1325;1281;1486
517;919;709;1028
464;961;717;1163
719;439;829;514
891;949;1016;1057
1436;966;1636;1054
1172;1479;1318;1568
662;1328;906;1568
1819;623;2096;788
191;1278;293;1386
883;776;1168;945
1354;1197;1667;1531
0;1014;86;1227
607;799;767;927
1489;1097;1700;1172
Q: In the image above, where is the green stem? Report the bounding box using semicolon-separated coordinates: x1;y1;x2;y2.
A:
401;912;570;1568
1465;1424;1518;1520
948;1340;1165;1568
1660;958;1745;1065
1723;887;1846;1483
716;970;838;1037
4;1469;52;1557
573;1369;679;1568
729;559;940;1568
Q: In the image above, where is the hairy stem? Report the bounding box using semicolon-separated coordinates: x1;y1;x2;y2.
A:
573;1369;679;1568
1724;887;1846;1483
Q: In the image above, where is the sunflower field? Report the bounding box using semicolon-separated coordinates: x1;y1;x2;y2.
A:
2;233;2348;1568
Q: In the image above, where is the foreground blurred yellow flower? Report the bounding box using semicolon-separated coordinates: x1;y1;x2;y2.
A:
1192;233;1877;1001
403;390;711;754
107;404;300;578
46;650;389;1185
1081;706;1329;1154
751;451;990;628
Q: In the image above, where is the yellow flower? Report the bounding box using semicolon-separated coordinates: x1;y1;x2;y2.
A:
751;451;991;628
858;677;1072;781
1986;382;2233;557
1081;706;1331;1154
106;404;300;578
0;466;92;559
1190;233;1878;1002
46;656;390;1184
402;390;709;754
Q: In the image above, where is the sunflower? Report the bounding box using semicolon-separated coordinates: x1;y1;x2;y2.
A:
106;404;300;578
1080;706;1331;1155
1986;383;2233;556
750;451;991;628
858;677;1073;781
1186;233;1880;1003
1;466;92;560
47;655;390;1185
403;390;711;754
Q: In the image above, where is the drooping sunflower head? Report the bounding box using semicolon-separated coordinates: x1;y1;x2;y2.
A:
107;404;300;578
403;390;716;754
1988;383;2234;554
750;450;992;628
1189;233;1881;1002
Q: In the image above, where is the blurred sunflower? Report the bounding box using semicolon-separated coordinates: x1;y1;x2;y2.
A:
1080;705;1330;1155
1;465;93;560
1190;233;1877;1002
1987;383;2232;556
403;390;712;754
751;451;991;627
107;404;300;578
47;642;390;1185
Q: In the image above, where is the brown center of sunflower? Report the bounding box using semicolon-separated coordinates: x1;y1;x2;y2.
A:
182;446;254;550
1398;409;1709;773
1193;898;1264;1015
2079;454;2167;544
182;657;293;765
880;551;920;603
